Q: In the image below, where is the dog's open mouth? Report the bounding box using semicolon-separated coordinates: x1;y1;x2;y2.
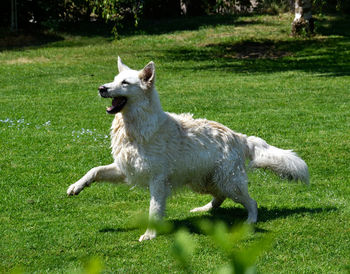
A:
106;97;127;114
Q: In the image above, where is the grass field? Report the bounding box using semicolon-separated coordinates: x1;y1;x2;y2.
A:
0;13;349;273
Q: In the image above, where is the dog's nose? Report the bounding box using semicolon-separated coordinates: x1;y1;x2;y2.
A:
98;85;107;92
99;85;110;98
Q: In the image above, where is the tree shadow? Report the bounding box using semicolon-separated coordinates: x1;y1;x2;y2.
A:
0;14;246;51
161;34;350;76
131;14;257;36
0;29;64;51
316;15;350;37
159;15;350;76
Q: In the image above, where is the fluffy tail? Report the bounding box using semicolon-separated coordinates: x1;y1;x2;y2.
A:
246;136;309;184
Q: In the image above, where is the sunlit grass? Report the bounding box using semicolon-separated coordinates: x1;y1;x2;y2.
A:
0;13;349;273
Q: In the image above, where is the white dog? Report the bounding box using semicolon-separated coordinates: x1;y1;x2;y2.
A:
67;57;309;241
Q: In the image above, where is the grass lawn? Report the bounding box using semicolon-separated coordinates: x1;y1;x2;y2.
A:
0;13;349;273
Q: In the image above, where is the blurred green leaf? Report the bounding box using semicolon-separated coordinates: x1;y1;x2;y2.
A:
131;212;174;234
10;267;24;274
198;221;272;274
84;257;103;274
171;229;196;272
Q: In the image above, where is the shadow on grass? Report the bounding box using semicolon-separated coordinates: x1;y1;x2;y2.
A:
158;15;350;76
99;227;139;233
166;206;338;235
0;29;64;51
130;14;252;36
162;34;350;76
316;15;350;37
0;15;242;51
99;206;337;236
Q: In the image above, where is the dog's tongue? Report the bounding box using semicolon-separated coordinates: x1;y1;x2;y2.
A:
106;97;127;114
106;105;114;112
107;98;119;112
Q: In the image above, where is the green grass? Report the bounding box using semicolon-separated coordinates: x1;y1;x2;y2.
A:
1;13;349;273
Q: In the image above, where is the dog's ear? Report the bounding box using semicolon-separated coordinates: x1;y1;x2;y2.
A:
139;61;155;89
118;56;130;73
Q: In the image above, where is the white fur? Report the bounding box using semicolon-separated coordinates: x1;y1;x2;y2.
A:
67;58;309;241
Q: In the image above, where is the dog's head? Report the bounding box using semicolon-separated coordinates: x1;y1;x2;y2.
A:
99;57;155;114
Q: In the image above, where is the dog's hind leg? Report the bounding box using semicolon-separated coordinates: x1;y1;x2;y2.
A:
219;162;258;223
190;196;225;213
225;177;258;223
230;190;258;224
67;163;125;195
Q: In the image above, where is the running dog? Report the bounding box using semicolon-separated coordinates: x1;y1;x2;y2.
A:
67;57;309;241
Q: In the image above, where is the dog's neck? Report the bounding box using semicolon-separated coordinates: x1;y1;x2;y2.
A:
118;88;167;143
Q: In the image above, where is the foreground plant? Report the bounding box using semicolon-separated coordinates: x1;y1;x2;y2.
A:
171;221;272;274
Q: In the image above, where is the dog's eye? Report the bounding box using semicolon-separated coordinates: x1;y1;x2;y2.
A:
121;80;130;86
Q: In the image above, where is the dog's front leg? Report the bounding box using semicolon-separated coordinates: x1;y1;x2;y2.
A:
67;163;124;195
139;178;169;242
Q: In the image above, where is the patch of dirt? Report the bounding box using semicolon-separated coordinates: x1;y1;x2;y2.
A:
4;56;50;65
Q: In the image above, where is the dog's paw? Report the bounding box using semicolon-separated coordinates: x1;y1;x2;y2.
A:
67;182;85;196
138;229;156;242
190;205;211;213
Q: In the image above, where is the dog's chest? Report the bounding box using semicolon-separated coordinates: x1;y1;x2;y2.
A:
111;130;152;185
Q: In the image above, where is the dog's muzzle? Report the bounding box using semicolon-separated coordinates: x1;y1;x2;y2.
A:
98;85;127;114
